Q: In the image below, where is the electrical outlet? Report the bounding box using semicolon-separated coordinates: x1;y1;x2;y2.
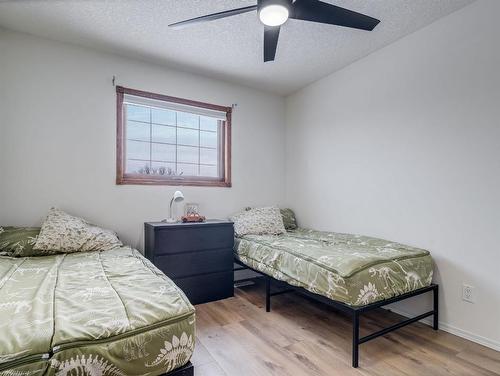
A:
462;284;474;303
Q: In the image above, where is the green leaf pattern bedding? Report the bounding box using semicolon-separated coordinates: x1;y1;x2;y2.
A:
235;228;433;306
0;227;40;257
0;247;195;376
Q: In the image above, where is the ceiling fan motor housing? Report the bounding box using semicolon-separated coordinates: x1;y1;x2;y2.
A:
258;0;293;11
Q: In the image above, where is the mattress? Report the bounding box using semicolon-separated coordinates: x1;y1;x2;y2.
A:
235;228;433;306
0;247;195;376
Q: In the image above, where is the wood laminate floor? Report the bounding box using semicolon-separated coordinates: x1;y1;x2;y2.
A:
191;280;500;376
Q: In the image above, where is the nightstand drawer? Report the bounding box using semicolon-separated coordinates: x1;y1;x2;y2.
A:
173;271;234;305
155;226;234;255
155;248;233;279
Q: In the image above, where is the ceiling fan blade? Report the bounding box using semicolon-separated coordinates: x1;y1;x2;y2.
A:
290;0;380;31
264;26;280;62
169;5;258;29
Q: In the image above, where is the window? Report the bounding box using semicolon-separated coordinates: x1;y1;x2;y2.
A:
116;86;231;187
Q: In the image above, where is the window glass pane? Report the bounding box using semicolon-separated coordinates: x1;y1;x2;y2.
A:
177;127;199;147
121;94;227;184
200;148;218;165
152;143;175;162
177;111;199;129
200;165;219;178
127;140;150;160
177;145;199;164
200;116;218;132
177;163;199;177
127;121;150;142
152;124;175;144
152;108;175;125
126;159;150;174
151;162;177;176
126;104;150;122
200;130;217;148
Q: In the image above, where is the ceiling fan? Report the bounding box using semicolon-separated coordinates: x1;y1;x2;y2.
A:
169;0;380;62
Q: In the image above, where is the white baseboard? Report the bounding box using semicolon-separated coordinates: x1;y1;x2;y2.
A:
386;307;500;352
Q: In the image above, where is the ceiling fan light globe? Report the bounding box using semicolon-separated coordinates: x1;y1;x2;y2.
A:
259;5;289;27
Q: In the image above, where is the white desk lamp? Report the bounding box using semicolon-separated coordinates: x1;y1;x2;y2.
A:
165;190;184;223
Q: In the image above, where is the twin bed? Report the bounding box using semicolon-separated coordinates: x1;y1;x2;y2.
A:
234;226;438;368
0;245;195;376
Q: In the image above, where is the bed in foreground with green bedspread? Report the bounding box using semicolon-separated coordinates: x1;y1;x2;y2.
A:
0;247;195;376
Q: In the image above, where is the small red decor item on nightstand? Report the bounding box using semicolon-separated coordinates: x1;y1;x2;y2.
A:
181;213;206;223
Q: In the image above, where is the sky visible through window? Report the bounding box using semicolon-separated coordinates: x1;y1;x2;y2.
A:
125;104;220;178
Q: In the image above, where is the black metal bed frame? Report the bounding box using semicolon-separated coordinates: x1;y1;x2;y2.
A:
234;260;439;368
164;361;193;376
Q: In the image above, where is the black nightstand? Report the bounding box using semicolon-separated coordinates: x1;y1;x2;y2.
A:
144;220;234;305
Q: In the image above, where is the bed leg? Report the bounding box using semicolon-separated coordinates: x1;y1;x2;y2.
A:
265;276;271;312
433;285;439;331
352;310;360;368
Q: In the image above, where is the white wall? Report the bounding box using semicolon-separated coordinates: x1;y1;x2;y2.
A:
286;0;500;349
0;30;286;250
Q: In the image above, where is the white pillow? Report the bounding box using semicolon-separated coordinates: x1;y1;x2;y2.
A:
230;206;286;237
34;208;123;254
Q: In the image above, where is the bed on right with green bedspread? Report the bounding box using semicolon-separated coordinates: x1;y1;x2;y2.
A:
235;227;434;306
232;207;438;368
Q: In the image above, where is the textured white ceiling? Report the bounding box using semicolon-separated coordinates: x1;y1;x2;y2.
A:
0;0;474;95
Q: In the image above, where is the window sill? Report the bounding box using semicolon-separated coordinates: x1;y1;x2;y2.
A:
116;175;231;187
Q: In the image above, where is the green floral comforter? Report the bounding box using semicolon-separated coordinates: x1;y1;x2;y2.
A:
235;228;433;306
0;248;195;376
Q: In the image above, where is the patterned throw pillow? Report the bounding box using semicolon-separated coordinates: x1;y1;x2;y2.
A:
0;227;40;256
230;206;286;237
33;208;123;254
280;208;298;230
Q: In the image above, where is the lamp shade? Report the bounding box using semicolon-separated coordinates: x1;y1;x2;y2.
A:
173;191;184;202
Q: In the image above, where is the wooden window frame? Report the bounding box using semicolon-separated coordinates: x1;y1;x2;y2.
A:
116;86;232;187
